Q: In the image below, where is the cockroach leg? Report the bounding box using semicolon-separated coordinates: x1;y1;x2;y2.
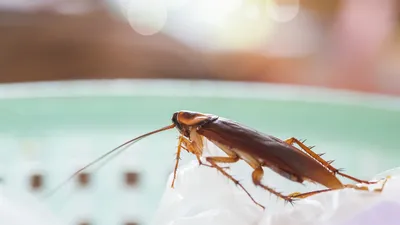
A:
336;171;380;185
285;137;337;173
285;137;379;184
195;155;225;169
205;155;240;164
180;145;190;153
251;167;296;205
173;136;229;184
206;156;265;209
171;135;216;188
180;144;208;167
179;135;202;159
180;135;229;169
171;136;184;188
288;175;391;199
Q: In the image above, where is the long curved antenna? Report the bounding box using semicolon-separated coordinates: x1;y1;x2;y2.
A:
42;124;176;199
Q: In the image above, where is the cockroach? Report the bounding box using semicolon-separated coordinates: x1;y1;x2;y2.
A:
44;110;389;209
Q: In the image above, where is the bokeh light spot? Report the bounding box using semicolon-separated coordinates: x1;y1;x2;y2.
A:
266;0;300;23
126;0;167;36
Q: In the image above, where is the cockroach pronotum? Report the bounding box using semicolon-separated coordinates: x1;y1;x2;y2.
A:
44;110;390;209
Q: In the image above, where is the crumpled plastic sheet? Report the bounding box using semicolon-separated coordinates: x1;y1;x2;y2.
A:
151;160;400;225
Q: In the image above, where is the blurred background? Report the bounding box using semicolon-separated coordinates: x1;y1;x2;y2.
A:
0;0;400;225
1;0;400;95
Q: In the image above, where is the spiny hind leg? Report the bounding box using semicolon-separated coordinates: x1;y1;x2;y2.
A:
206;156;265;209
288;175;391;199
251;166;296;205
284;137;338;172
284;137;379;184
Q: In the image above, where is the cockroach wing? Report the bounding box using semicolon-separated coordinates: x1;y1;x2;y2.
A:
197;118;343;189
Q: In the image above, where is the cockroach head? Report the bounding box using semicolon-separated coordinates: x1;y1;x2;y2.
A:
172;111;189;137
171;110;218;137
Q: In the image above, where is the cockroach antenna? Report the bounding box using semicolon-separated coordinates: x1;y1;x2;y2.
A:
41;124;176;199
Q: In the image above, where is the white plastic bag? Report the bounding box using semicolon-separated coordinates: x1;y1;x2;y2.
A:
151;160;399;225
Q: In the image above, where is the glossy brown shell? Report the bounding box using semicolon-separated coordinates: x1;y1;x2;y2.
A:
197;117;343;189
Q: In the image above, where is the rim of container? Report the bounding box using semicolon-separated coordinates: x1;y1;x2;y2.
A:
0;78;399;112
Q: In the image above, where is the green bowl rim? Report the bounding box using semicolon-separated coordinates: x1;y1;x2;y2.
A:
0;79;399;112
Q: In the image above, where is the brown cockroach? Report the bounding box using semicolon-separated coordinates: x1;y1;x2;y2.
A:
44;110;389;209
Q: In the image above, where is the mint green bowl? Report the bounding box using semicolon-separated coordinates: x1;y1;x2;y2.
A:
0;79;399;225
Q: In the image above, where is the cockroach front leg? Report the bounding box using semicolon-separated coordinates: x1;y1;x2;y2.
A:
171;135;204;188
171;135;229;188
285;137;380;185
206;156;265;209
171;136;184;188
180;145;217;169
179;135;229;169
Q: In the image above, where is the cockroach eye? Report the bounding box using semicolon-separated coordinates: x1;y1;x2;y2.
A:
171;112;178;123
